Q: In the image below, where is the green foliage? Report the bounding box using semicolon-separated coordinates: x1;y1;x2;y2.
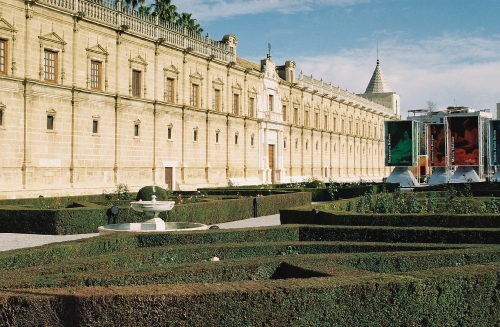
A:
135;185;171;201
374;188;394;213
355;189;373;213
405;191;421;213
485;196;500;213
102;183;132;205
327;179;338;200
426;191;439;213
305;179;325;188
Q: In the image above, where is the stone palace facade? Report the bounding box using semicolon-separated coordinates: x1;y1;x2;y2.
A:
0;0;400;198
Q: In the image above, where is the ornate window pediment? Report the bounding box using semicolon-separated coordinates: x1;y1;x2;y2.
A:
129;55;147;69
86;44;108;58
231;82;242;92
0;18;16;35
212;77;224;87
164;64;179;76
39;32;66;50
189;71;203;81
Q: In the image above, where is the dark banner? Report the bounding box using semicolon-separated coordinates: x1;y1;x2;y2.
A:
447;116;479;166
428;124;446;166
385;120;416;166
490;120;500;166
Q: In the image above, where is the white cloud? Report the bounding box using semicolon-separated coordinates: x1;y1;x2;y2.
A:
173;0;370;21
288;34;500;117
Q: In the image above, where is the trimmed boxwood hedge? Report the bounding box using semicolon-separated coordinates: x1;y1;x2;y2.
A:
0;224;500;326
0;192;311;235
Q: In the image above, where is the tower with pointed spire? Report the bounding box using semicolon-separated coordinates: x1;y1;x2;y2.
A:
359;59;400;118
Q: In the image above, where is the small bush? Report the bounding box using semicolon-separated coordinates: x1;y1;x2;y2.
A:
136;186;171;201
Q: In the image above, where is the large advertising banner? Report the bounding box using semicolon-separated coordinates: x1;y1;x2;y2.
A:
490;120;500;166
447;116;479;166
428;123;446;166
385;120;417;166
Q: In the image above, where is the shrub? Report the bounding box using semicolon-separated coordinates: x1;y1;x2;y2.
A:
306;179;326;188
136;186;171;201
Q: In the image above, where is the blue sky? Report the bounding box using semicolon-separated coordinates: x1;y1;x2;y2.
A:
171;0;500;118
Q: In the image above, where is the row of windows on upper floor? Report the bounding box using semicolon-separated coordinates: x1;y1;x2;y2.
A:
0;42;384;139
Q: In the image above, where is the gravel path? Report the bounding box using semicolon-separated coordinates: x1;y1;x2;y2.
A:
0;214;281;252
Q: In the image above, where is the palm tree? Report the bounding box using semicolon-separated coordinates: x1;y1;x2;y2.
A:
122;0;143;10
137;4;151;16
152;0;179;25
176;12;203;35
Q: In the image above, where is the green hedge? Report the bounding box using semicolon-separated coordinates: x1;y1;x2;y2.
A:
1;224;500;325
1;257;500;326
281;207;500;228
0;192;311;235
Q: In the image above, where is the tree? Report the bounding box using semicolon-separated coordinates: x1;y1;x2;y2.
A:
426;101;437;113
152;0;179;25
176;12;203;35
122;0;144;10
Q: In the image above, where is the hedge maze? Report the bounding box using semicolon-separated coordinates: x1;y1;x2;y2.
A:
1;221;500;326
1;187;500;326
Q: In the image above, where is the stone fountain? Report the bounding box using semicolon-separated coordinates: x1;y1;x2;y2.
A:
98;192;208;234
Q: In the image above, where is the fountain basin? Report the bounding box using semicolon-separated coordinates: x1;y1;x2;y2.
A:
98;195;208;234
98;219;208;235
130;200;175;217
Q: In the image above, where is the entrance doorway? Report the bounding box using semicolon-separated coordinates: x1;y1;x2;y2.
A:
165;167;173;191
268;144;275;183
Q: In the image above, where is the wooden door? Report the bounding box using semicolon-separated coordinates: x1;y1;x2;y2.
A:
164;167;173;191
268;144;275;184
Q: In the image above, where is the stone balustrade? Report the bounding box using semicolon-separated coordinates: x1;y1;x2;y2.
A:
38;0;234;62
298;73;394;116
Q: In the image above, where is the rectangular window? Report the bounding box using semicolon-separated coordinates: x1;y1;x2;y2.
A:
47;115;54;130
0;109;3;126
44;49;57;82
191;84;199;107
315;113;319;129
233;93;239;115
215;131;219;143
167;127;172;140
248;97;255;118
90;61;102;90
294;108;298;125
214;89;221;111
235;134;238;145
324;114;328;130
92;120;98;134
333;117;337;132
134;124;139;137
0;39;6;74
132;70;141;97
268;95;274;112
194;130;198;141
282;105;287;122
166;78;175;103
305;111;309;127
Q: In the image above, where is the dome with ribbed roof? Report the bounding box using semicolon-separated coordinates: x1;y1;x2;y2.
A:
364;59;392;93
